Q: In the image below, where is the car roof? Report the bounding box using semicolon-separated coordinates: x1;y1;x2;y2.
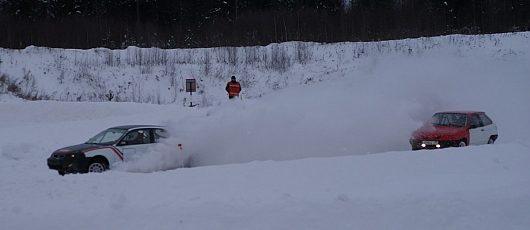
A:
435;111;484;115
109;125;166;130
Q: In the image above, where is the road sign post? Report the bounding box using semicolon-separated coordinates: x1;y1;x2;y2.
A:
185;79;197;107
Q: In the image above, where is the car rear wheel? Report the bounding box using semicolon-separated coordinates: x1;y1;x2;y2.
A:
488;137;495;144
87;159;108;173
458;140;467;147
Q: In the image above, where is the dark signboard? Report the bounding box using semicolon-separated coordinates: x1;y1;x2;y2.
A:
186;79;197;93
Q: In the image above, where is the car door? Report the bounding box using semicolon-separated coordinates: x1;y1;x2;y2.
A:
479;113;497;142
116;128;154;161
468;113;486;145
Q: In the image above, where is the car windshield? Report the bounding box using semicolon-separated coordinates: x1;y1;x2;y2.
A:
431;113;467;127
85;128;127;145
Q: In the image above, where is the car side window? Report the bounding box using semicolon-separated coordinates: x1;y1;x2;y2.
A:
153;129;168;143
470;114;483;128
479;113;493;126
121;129;151;145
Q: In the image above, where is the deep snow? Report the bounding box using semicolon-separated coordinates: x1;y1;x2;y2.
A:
1;32;530;229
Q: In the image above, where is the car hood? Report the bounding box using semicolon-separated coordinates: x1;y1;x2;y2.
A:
412;124;466;140
52;143;102;155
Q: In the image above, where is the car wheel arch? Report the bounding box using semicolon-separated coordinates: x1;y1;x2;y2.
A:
457;138;467;147
87;155;110;172
488;135;498;144
84;147;122;166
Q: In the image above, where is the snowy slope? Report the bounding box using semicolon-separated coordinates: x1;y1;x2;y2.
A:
1;32;529;106
1;32;530;229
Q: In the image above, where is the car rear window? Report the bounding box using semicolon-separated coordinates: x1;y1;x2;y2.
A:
479;113;493;126
154;129;169;143
470;114;483;128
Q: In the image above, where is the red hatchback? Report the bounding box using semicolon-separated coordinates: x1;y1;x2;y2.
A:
410;111;498;150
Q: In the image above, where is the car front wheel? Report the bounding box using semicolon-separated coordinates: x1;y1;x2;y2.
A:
87;159;108;173
458;140;467;147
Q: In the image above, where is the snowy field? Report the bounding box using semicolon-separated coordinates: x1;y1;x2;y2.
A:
1;32;530;229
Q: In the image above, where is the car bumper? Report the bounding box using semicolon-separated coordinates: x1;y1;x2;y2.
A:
47;155;89;174
410;139;460;150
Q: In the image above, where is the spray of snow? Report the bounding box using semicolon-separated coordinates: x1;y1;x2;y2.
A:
112;36;530;171
114;122;192;173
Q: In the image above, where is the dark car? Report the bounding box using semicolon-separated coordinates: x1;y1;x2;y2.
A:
47;125;171;175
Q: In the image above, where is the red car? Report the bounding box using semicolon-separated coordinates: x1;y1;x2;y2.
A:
410;111;498;150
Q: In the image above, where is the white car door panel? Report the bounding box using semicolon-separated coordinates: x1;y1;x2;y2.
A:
469;114;488;145
469;128;482;145
118;144;152;161
479;126;488;144
482;124;497;141
479;113;498;143
116;128;154;161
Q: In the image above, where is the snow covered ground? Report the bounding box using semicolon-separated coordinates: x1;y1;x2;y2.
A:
1;32;530;229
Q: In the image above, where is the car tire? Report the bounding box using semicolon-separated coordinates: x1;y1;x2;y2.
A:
458;140;467;147
87;158;108;173
488;137;495;144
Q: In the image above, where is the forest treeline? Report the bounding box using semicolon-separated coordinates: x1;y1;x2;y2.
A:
0;0;529;49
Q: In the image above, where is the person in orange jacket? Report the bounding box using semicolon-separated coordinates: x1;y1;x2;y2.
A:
225;76;241;99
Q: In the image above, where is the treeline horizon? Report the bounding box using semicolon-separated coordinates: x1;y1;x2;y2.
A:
1;0;529;49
